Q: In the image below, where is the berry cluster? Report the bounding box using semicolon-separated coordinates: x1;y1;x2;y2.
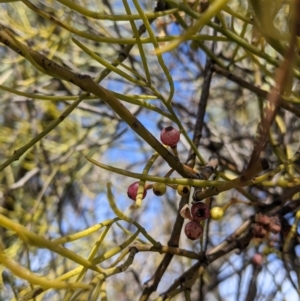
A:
126;126;211;240
126;127;222;241
127;126;191;202
180;202;210;240
252;213;281;239
127;180;191;200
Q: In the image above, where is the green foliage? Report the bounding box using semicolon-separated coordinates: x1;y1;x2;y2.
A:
0;0;300;300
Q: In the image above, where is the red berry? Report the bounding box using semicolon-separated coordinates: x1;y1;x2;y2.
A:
252;253;264;266
191;202;210;222
160;126;180;147
127;182;147;201
185;221;203;240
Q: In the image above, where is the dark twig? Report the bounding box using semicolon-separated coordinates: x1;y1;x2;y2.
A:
140;40;215;301
160;231;252;299
193;158;269;202
245;262;262;301
187;61;213;167
159;193;300;299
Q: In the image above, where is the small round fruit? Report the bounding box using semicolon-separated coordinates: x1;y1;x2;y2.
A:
185;221;203;240
252;253;264;266
177;185;190;196
160;126;180;147
127;182;147;201
153;182;167;196
191;202;210;222
210;207;224;220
